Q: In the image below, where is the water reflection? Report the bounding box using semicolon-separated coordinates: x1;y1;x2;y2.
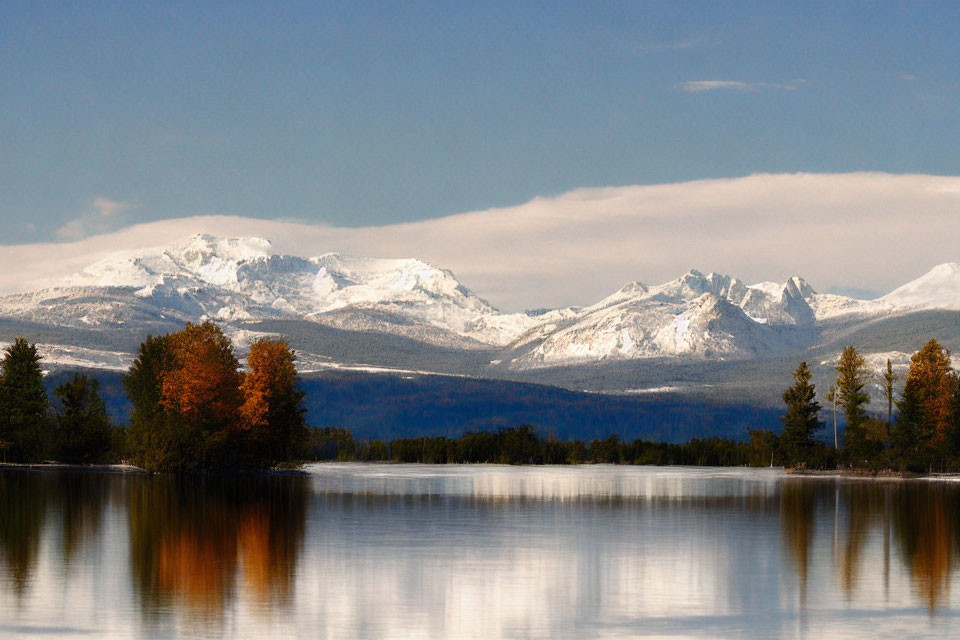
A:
1;466;960;638
0;471;47;597
128;474;307;623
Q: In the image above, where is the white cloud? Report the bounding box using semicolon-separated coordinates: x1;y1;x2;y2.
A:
56;197;135;240
679;80;756;92
5;173;960;312
678;79;802;92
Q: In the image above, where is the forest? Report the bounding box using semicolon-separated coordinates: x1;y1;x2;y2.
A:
0;321;959;473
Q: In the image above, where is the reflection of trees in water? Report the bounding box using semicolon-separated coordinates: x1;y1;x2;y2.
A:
0;470;114;599
55;472;113;564
838;482;885;596
0;471;48;596
892;483;959;611
779;479;960;612
128;474;307;624
780;481;820;604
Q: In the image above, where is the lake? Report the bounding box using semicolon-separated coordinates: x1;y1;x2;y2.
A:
1;464;959;639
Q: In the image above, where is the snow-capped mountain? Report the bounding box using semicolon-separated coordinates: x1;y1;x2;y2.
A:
509;270;822;366
879;262;960;310
1;234;960;377
0;235;537;348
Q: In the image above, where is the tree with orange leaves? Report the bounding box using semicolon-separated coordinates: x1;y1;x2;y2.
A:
893;339;955;470
240;339;306;466
125;322;245;470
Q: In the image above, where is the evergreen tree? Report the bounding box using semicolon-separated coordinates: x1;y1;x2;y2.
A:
883;359;895;428
123;335;171;470
780;361;823;467
836;346;873;464
52;373;112;463
0;338;49;462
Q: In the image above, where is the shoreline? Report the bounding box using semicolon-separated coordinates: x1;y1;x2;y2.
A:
4;461;960;481
0;462;308;477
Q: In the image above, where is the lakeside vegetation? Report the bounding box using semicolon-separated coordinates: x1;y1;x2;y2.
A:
1;321;960;473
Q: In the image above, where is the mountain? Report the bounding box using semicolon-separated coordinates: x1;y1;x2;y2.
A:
0;234;537;349
879;263;960;310
2;234;960;408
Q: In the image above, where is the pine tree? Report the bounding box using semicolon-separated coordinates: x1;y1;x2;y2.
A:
52;373;112;463
781;362;823;467
883;359;895;429
0;338;50;462
123;335;171;470
836;346;872;464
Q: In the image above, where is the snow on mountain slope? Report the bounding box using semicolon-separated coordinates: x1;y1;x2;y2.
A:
880;263;960;310
0;234;538;347
510;270;820;366
2;233;959;372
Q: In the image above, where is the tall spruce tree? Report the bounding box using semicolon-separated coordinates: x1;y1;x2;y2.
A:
52;373;112;463
781;361;823;467
883;359;895;429
0;338;50;462
123;334;171;469
836;346;872;463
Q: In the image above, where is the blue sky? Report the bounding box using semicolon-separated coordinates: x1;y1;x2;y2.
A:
2;1;959;244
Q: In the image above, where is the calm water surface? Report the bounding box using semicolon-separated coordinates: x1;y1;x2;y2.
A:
2;464;960;639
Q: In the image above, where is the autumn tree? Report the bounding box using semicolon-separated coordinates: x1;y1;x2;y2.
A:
0;338;50;462
240;339;306;466
893;339;955;469
124;323;245;471
836;346;874;465
780;362;823;467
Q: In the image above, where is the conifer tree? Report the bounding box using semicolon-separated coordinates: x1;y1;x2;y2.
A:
123;335;171;470
836;346;872;463
781;361;823;466
0;338;49;462
52;373;112;463
883;359;895;429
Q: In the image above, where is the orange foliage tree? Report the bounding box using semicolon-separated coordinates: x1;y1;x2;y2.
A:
125;323;306;471
893;339;958;469
240;339;306;466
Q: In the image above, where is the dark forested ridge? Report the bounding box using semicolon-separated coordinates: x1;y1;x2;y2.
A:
43;368;782;443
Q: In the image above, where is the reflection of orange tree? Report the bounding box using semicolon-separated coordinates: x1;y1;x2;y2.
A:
893;483;958;611
129;475;306;622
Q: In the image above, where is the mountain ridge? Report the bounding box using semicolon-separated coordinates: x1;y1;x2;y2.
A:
0;234;958;383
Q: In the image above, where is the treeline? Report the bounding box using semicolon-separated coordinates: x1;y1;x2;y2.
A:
302;425;774;467
0;322;308;472
774;338;960;473
6;322;960;475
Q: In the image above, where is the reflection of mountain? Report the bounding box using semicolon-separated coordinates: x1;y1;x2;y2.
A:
128;475;307;623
